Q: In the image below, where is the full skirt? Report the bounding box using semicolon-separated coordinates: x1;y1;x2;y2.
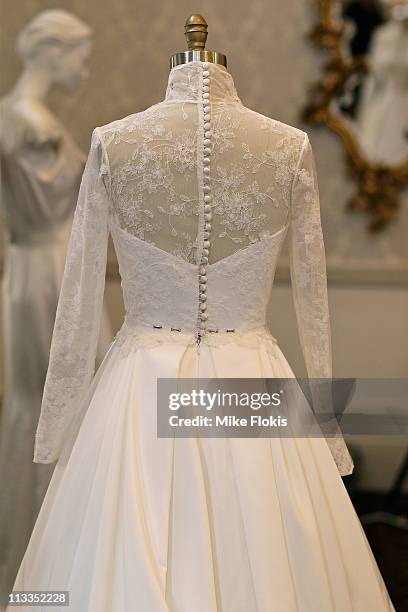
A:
8;336;396;611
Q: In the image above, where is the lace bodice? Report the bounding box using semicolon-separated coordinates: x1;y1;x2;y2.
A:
105;63;300;267
33;60;353;476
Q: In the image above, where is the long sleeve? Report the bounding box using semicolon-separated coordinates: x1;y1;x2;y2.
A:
289;132;354;476
34;128;111;463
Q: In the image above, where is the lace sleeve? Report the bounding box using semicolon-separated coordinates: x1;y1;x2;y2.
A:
289;132;354;476
34;128;111;464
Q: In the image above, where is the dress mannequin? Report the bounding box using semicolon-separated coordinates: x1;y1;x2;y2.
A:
0;9;111;595
2;14;395;612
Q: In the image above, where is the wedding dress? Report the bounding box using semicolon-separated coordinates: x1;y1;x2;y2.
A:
7;60;395;611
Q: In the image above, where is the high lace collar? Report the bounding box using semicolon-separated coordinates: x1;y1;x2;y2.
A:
164;60;242;104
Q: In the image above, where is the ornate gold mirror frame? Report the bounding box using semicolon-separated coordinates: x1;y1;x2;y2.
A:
302;0;408;232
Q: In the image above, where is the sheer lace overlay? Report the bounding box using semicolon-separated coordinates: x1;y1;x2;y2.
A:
34;129;110;463
103;62;297;266
34;61;353;476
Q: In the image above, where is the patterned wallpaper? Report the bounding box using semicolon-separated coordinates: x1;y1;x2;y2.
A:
1;0;407;280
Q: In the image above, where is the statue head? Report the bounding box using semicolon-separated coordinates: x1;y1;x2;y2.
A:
16;9;93;91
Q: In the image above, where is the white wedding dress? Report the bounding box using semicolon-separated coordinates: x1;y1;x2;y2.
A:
8;61;395;611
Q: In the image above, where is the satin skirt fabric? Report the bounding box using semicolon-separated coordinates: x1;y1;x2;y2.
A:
8;337;396;612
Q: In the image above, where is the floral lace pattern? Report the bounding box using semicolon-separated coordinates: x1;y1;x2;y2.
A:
34;129;110;463
102;62;300;266
34;61;353;476
289;134;354;475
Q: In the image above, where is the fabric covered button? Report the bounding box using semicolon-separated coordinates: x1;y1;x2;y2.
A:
197;64;213;342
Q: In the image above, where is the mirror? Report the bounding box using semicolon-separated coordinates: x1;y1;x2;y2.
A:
303;0;408;231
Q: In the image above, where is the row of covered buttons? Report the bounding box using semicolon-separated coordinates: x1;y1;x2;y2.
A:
198;62;212;340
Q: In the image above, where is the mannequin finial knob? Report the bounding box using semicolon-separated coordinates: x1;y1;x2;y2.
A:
184;15;208;51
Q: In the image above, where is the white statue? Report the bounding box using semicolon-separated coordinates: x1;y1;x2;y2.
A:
0;9;111;594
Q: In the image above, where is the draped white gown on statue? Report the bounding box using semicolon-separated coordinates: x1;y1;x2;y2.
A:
0;96;112;596
356;19;408;165
8;61;396;611
0;94;84;591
